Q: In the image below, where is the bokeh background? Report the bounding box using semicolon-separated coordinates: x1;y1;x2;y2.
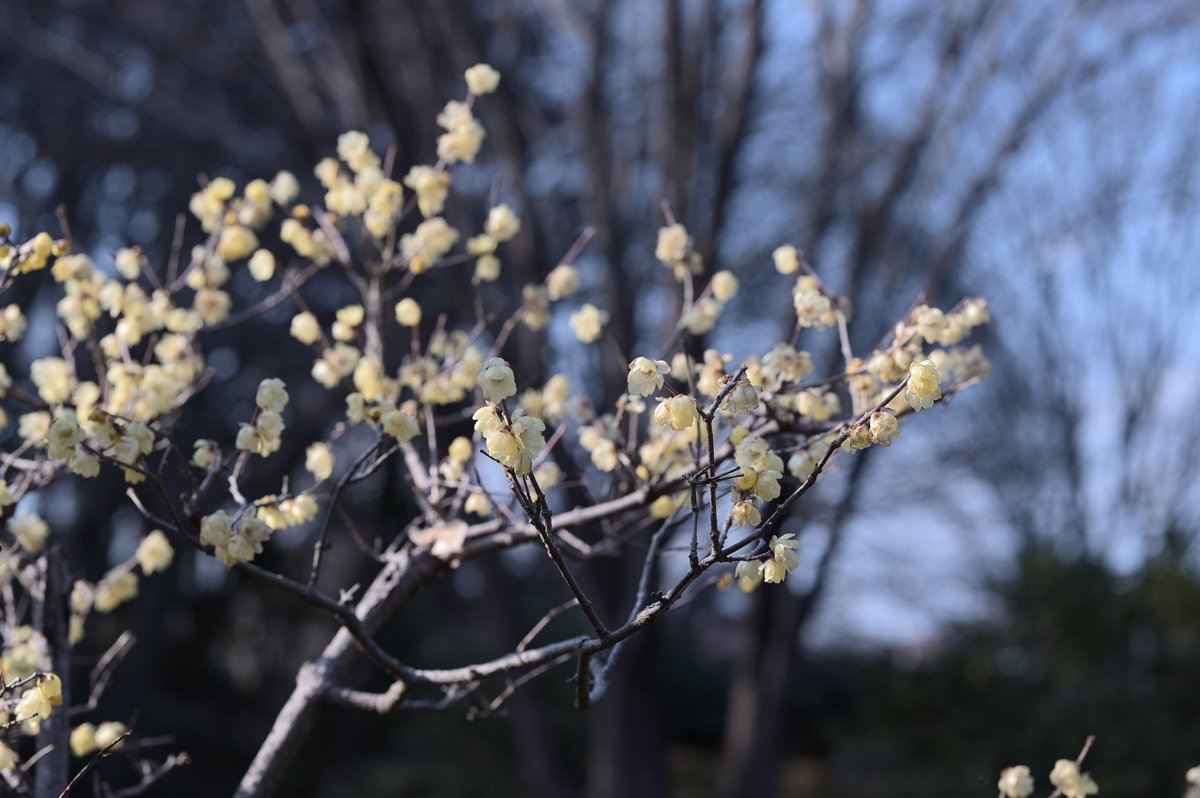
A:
2;0;1200;795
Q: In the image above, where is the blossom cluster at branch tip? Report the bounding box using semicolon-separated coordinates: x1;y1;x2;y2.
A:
734;534;801;591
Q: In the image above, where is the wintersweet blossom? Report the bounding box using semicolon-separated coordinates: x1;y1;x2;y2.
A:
729;501;761;527
729;559;758;590
70;723;97;757
93;721;128;751
382;409;421;443
772;244;801;274
478;358;517;404
256;378;288;412
483;414;545;475
998;765;1035;798
545;264;579;300
1049;760;1098;798
448;436;473;463
627;357;670;397
94;567;138;613
570;304;608;343
719;379;759;417
306;442;334;480
436;102;485;164
711;270;739;302
905;359;942;411
395;298;422;327
655;224;689;266
403;165;451;218
290;311;322;344
248;249;275;282
842;424;872;453
793;275;835;329
464;493;492;516
10;513;49;554
485;204;521;242
653;395;698;431
465;63;501;95
869;409;900;446
135;530;174;574
760;534;801;584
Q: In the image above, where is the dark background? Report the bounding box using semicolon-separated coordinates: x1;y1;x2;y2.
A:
1;0;1199;795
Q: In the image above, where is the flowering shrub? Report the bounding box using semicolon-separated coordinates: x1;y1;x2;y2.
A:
0;64;996;794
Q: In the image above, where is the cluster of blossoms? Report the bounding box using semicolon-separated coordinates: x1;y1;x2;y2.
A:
236;378;288;456
200;509;273;567
997;757;1099;798
734;534;801;589
472;359;547;476
0;54;999;792
0;669;62;745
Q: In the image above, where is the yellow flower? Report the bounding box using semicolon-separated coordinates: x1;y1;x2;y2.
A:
31;357;77;404
382;409;421;443
70;723;98;757
772;244;801;274
17;688;53;729
545;264;579;300
485;204;521;242
655;224;690;266
760;534;800;584
1049;760;1098;798
94;567;138;613
627;357;669;397
312;344;361;388
478;358;517;404
436;103;485;164
905;359;941;411
569;304;608;343
395;298;422;327
217;225;259;261
448;436;473;463
248;249;275;282
653;395;698;431
256;378;289;412
868;410;900;446
200;510;233;549
465;63;501;95
36;672;63;707
270;171;300;205
711;270;739;302
998;765;1034;798
403;166;451;218
793;275;834;329
734;560;762;592
93;721;128;751
136;530;174;575
475;254;502;282
464;493;492;516
290;311;322;345
590;439;618;472
787;451;816;480
730;501;761;527
193;288;231;325
193;439;219;469
10;513;49;554
115;247;142;280
719;380;758;417
306;442;334;480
